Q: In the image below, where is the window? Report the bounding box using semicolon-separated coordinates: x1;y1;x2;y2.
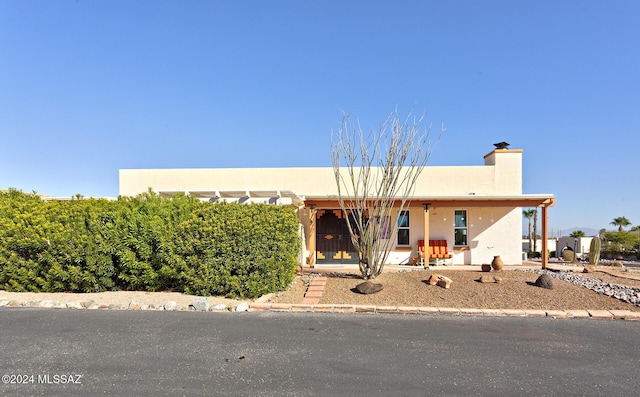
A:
381;216;391;239
454;210;468;246
397;210;410;246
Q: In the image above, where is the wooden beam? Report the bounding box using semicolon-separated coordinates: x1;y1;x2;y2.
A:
428;199;555;208
305;198;555;209
423;204;430;268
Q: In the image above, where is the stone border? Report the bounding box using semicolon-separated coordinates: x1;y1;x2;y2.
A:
0;298;250;312
1;297;639;320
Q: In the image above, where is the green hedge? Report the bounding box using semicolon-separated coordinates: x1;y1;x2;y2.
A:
0;190;300;298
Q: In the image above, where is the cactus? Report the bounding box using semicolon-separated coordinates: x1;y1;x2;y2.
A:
561;249;575;262
589;236;601;266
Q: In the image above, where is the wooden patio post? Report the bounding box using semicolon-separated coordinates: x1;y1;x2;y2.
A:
541;205;548;269
307;207;317;268
423;204;430;268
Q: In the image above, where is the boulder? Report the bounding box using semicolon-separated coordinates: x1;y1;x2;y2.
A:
164;301;177;311
190;297;210;312
535;273;554;289
235;302;250;312
478;275;495;284
355;281;384;295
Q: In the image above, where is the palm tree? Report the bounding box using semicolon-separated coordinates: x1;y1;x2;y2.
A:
570;230;586;237
523;209;536;252
610;216;632;232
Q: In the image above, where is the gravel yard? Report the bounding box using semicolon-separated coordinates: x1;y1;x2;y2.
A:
270;269;640;312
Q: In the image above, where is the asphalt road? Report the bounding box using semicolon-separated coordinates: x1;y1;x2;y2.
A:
0;309;639;396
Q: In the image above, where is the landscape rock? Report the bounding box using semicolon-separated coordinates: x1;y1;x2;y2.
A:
524;269;640;307
478;276;496;284
355;281;384;295
164;301;177;311
0;299;10;307
427;274;441;285
535;274;554;289
39;300;56;308
81;300;95;309
436;276;453;289
235;302;250;312
66;301;83;309
212;303;227;311
190;297;210;312
128;300;141;310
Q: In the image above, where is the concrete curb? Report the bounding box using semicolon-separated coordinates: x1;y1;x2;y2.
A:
248;302;640;320
1;297;638;320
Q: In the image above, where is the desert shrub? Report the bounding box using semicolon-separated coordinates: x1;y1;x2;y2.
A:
0;190;299;298
0;190;122;292
175;202;300;298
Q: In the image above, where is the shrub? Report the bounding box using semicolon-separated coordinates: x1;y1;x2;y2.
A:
174;202;300;298
527;251;541;259
0;190;300;298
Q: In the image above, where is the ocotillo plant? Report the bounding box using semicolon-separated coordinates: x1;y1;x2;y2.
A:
589;236;601;266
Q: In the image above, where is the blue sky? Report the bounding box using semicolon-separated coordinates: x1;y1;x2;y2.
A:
1;0;639;235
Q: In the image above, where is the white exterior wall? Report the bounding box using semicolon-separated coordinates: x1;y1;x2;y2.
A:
119;149;523;199
382;205;523;265
522;239;558;254
119;148;550;266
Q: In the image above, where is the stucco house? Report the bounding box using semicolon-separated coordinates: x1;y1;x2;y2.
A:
119;146;555;268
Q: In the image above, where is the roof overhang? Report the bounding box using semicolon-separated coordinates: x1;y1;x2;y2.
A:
416;194;555;208
305;194;555;208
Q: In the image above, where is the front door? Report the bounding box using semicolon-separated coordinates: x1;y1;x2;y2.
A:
315;209;359;264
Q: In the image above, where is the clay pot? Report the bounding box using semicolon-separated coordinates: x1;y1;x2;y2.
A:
491;255;504;271
481;264;492;272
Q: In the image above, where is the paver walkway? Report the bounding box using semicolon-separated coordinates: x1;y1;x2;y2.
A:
301;277;326;305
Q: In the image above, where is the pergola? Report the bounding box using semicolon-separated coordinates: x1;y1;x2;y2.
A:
158;190;305;207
